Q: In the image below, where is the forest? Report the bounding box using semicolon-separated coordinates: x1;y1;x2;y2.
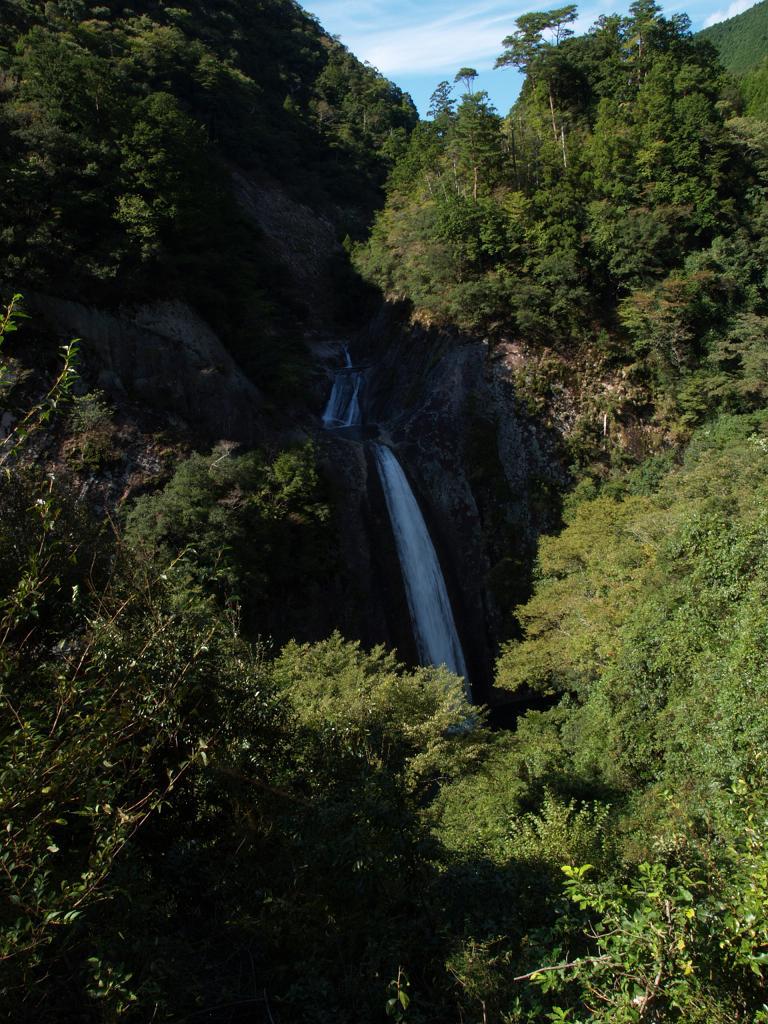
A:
2;0;768;1022
699;0;768;73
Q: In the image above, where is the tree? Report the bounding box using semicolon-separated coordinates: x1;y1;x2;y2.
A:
496;6;578;163
449;90;503;200
454;66;478;95
496;6;579;78
124;443;334;642
428;79;455;120
626;0;663;73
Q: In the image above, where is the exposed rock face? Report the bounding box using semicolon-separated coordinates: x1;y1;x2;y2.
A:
317;435;418;660
20;166;351;446
14;197;561;701
25;294;264;443
5;147;562;697
357;305;565;700
232;172;345;320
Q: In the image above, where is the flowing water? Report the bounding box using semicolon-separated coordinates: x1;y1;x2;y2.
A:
373;443;469;685
322;346;470;693
321;346;363;428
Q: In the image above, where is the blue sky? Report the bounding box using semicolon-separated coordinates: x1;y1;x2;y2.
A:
302;0;760;114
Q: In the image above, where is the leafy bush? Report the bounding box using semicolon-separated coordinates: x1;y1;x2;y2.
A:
124;442;336;643
67;389;117;469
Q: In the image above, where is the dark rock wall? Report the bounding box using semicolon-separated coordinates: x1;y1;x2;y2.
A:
26;293;265;444
9;159;564;699
355;305;565;701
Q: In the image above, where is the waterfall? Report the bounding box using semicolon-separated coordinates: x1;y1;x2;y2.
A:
323;345;469;693
373;443;469;688
343;374;361;427
322;346;363;428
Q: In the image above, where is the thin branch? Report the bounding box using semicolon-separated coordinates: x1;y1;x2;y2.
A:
514;954;612;982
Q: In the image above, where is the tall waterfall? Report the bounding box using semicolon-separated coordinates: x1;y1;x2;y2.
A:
373;444;469;685
323;346;469;692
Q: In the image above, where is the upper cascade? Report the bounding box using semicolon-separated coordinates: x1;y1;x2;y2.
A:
322;346;364;429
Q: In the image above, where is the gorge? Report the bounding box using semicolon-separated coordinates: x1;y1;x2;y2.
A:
3;0;768;1020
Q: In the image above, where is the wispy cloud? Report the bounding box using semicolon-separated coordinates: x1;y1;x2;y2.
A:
306;0;644;77
358;16;519;75
302;0;761;113
307;0;546;73
702;0;758;26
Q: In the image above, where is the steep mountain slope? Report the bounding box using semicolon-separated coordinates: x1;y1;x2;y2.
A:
355;4;768;474
0;0;416;398
3;2;768;1022
697;0;768;72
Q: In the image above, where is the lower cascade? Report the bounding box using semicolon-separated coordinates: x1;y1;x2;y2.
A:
322;346;470;696
373;443;469;686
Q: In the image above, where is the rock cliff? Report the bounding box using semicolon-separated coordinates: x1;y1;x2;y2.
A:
6;171;564;701
26;293;265;443
306;308;563;704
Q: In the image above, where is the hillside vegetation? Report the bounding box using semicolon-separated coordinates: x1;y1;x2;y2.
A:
0;0;416;385
354;0;768;472
697;0;768;72
3;295;768;1020
2;1;768;1022
697;0;768;120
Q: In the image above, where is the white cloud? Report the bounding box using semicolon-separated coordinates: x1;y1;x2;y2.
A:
306;0;625;76
702;0;758;26
306;0;536;74
359;19;515;75
304;0;631;113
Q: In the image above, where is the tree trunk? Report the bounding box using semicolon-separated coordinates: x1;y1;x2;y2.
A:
549;88;558;143
510;125;519;189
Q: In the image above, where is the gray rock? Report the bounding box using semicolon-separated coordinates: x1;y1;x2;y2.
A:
25;294;264;443
358;308;565;693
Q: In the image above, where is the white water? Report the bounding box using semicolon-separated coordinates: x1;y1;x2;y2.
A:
373;443;469;686
322;345;363;428
322;345;469;691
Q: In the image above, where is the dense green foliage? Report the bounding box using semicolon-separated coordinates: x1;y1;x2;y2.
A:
698;1;768;121
124;442;336;643
742;56;768;117
697;0;768;73
9;445;765;1021
355;1;768;467
3;0;768;1019
1;302;488;1022
499;412;768;801
4;290;768;1022
0;0;416;387
0;500;478;1022
479;412;768;1020
350;6;768;1018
